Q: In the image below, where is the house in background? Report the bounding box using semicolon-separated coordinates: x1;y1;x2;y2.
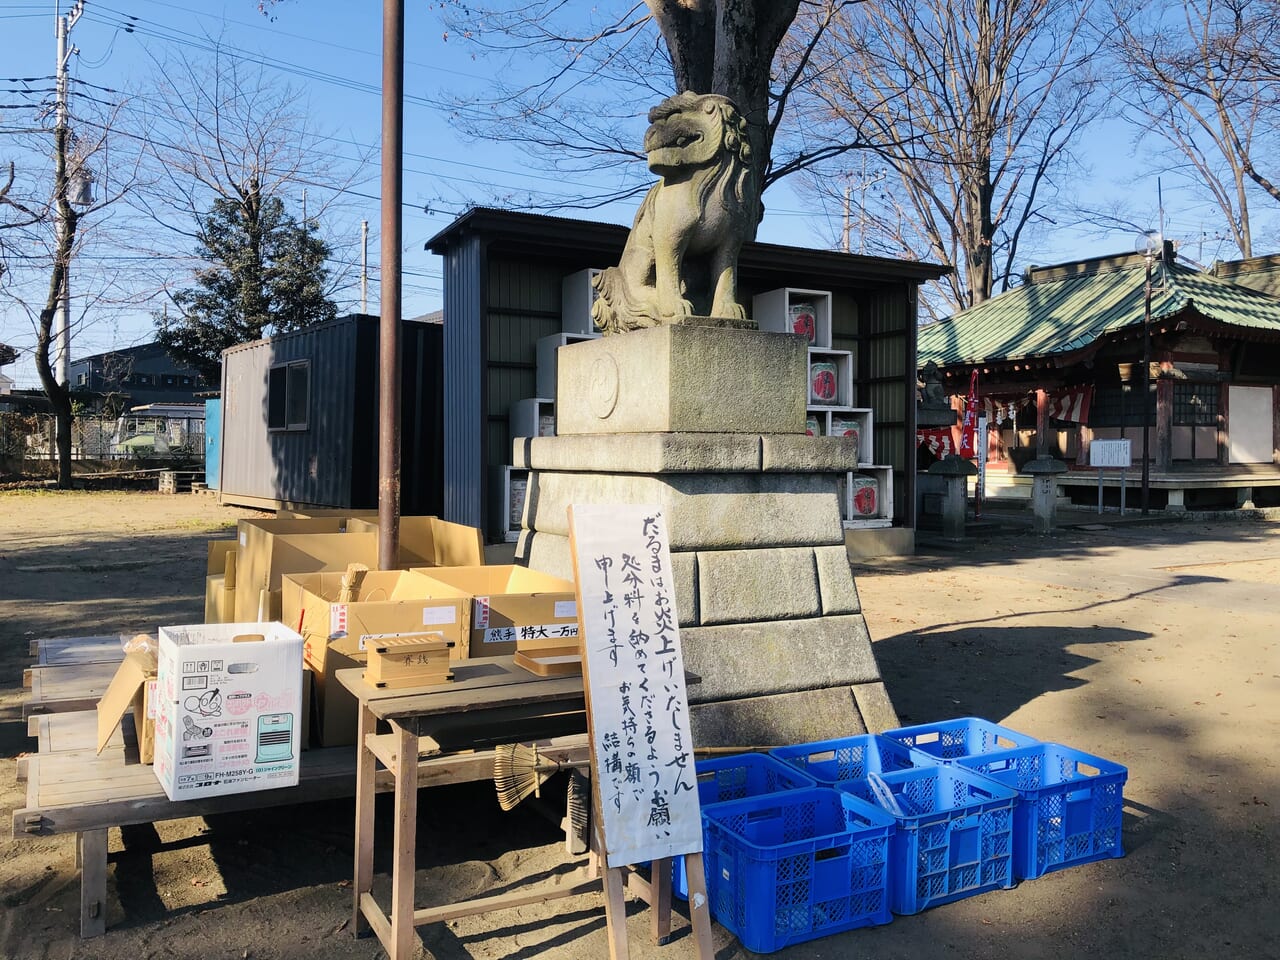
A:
69;342;209;412
918;243;1280;511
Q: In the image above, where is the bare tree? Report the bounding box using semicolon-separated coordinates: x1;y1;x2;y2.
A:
129;41;364;304
2;103;144;486
794;0;1100;314
1108;0;1280;259
408;1;878;234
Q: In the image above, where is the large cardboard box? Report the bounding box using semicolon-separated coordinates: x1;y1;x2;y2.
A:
233;518;378;622
281;569;470;747
344;516;484;568
409;565;579;657
96;648;158;764
152;623;304;801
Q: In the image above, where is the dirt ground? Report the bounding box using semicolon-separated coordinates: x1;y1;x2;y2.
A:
1;491;1277;960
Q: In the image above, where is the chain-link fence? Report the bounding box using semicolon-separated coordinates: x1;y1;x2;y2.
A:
0;411;205;466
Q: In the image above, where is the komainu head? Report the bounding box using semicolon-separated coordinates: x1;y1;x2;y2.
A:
643;92;753;180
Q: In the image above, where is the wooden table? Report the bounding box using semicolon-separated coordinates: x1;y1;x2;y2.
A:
337;658;595;960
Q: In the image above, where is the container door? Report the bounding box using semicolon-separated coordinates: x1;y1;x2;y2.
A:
204;398;222;489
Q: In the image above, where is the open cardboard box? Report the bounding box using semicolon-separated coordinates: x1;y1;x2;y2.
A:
408;565;579;657
233;517;378;622
344;516;484;568
281;569;469;747
96;646;158;763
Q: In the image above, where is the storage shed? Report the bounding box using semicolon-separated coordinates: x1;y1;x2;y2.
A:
427;207;947;553
218;314;443;515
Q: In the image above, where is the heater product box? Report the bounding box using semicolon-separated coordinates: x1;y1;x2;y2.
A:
152;622;304;801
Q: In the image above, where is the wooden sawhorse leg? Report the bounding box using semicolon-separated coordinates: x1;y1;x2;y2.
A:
389;720;420;960
78;828;108;938
352;702;377;937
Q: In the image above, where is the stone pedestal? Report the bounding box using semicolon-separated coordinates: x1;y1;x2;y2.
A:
1025;456;1069;533
514;325;899;746
927;455;979;540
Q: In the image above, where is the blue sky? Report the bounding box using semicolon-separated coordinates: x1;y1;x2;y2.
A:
0;0;1267;389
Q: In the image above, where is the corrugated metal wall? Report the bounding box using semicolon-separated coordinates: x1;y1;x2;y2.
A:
221;317;361;506
442;234;486;527
859;287;915;526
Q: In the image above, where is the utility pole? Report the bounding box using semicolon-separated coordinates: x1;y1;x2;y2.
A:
54;0;85;389
361;219;369;314
841;157;886;256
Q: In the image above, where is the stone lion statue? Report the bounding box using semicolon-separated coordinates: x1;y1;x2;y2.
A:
591;92;761;334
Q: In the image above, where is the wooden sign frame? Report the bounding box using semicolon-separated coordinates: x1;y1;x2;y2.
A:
568;503;714;960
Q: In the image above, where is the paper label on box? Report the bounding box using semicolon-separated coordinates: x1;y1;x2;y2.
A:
422;606;457;626
359;631;444;652
239;531;246;546
554;600;577;618
485;623;580;644
474;597;490;630
330;603;348;638
146;679;158;719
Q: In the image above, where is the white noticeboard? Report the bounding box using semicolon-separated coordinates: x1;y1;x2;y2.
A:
1090;439;1132;468
568;503;702;870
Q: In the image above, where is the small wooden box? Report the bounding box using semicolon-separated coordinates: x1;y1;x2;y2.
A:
364;635;454;688
514;635;582;677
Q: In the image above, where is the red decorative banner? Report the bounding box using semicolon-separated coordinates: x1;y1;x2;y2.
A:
958;370;980;458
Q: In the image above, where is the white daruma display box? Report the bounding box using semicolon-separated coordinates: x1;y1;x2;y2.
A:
810;360;839;405
829;416;861;453
847;475;879;518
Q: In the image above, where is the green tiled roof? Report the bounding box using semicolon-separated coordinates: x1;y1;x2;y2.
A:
918;255;1280;367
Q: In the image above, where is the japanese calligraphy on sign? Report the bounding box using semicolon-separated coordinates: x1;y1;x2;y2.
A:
568;503;702;869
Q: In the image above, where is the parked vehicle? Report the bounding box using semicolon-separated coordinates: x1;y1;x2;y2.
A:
110;403;205;458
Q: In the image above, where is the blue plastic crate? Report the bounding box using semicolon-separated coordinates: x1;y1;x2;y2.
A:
958;743;1127;880
672;754;816;899
770;734;932;785
880;717;1039;763
841;764;1018;914
702;788;896;953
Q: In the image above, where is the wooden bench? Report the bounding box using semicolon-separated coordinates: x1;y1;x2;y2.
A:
12;637;589;938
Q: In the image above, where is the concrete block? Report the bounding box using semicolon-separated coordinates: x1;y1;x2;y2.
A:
844;526;915;560
851;681;899;733
513;433;763;474
526;471;844;550
761;435;859;473
555;325;807;435
518;530;699;626
814;544;861;615
680;615;880;704
696;548;820;625
689;688;867;748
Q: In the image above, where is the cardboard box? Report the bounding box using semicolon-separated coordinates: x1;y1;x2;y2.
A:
206;540;237;583
344;516;484;568
204;575;235;624
276;508;378;520
281;569;470;746
152;623;304;801
409;565;579;657
97;647;158;764
233;518;378;622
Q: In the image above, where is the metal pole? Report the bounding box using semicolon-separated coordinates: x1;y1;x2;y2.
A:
54;8;70;388
361;219;369;314
377;0;403;571
1141;254;1152;516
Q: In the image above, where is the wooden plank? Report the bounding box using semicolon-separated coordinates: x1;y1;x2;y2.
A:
603;865;630;960
411;866;599;925
353;703;377;938
35;636;127;667
23;661;120;718
79;829;108;938
390;722;419;960
650;857;672;945
683;852;715;959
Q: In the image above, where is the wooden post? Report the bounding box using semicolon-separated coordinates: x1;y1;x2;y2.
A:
352;701;377;936
1035;388;1049;457
78;828;108;938
390;721;419;960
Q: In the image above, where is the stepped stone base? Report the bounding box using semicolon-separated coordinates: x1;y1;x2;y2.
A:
519;326;897;744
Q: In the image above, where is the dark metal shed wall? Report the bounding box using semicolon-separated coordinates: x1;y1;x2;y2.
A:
442;234;486;528
221;318;361;506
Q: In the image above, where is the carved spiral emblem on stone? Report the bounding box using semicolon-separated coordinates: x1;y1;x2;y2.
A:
589;354;620;420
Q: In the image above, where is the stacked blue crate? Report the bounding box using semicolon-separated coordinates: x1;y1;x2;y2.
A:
880;717;1039;763
958;743;1127;880
841;764;1019;914
702;788;897;953
769;733;929;785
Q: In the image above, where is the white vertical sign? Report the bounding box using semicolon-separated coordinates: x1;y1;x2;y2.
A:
568;503;701;869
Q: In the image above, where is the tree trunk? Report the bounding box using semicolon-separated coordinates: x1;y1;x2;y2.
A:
33;123;77;489
647;0;801;238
